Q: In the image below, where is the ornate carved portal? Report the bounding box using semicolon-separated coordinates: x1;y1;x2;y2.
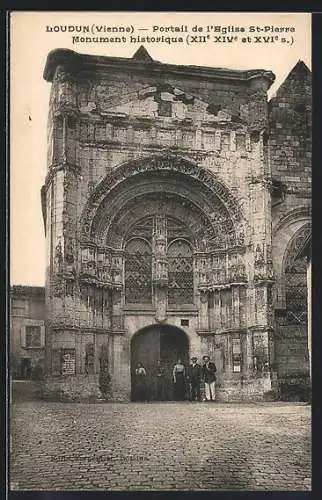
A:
78;164;248;326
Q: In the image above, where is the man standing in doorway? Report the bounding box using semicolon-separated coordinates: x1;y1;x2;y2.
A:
188;357;201;401
202;355;217;401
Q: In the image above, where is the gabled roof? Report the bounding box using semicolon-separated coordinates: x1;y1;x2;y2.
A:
270;60;311;100
132;45;154;62
288;60;311;78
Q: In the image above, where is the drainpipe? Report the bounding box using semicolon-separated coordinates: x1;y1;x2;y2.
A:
307;258;311;380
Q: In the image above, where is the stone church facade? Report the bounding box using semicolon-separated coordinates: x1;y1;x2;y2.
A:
41;47;311;401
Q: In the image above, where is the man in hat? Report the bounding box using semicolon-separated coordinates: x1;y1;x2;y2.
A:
202;355;217;401
188;357;202;401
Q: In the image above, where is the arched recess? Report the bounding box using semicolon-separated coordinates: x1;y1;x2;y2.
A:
282;224;311;325
272;206;311;308
274;223;311;378
130;323;189;401
80;154;246;248
78;155;248;312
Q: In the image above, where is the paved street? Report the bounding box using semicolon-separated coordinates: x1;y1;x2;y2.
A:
10;401;311;491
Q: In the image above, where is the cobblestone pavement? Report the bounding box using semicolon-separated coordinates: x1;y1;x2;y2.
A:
10;402;311;491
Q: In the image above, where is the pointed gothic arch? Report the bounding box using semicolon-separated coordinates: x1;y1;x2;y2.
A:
283;223;311;325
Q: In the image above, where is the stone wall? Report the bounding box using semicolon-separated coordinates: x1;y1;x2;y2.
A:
269;61;311;383
39;49;310;402
10;287;46;379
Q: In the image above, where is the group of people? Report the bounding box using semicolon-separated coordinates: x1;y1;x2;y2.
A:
133;355;217;402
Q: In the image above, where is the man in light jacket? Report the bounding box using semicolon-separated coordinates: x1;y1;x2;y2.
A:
201;355;217;401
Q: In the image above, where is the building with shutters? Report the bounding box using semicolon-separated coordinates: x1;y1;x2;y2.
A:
37;47;311;401
10;286;46;380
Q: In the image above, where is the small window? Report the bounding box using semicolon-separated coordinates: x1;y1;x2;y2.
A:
158;100;172;117
25;326;41;348
181;319;189;327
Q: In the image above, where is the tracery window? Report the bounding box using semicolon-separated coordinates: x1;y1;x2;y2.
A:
125;238;152;304
284;226;310;325
167;239;194;305
124;216;195;306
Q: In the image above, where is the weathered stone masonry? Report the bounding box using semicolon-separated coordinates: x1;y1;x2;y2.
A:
41;47;311;401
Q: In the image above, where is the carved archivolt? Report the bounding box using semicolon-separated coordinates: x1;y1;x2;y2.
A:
273;206;311;235
80;154;246;247
279;223;311;325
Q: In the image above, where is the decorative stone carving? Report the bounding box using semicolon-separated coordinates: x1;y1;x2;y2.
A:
197;257;210;290
80;155;246;244
53;65;79;117
65;238;74;265
252;332;270;372
152;215;168;286
155;288;167;323
111;255;123;290
199;290;209;304
112;316;123;330
51;276;65;297
255;244;264;265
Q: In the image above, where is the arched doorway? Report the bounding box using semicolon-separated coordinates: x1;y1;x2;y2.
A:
131;324;189;401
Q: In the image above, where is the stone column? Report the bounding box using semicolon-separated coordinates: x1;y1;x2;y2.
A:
214;130;221;151
152;216;168;322
199;291;209;330
247;73;272;133
213;289;221;330
232;286;240;328
111;333;131;401
230;130;236;152
127;125;134;144
208;292;214;330
226;335;233;376
241;333;248;377
195;126;202;149
111;252;124;331
45;64;81;332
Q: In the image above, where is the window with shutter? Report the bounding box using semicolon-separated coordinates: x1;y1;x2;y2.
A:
25;325;41;348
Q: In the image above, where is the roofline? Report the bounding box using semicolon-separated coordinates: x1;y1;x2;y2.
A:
43;48;275;87
10;285;45;297
269;59;311;102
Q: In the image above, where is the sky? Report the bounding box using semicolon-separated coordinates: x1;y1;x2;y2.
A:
10;12;311;286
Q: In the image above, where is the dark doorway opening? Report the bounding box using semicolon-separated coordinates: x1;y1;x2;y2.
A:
131;324;189;401
20;358;31;379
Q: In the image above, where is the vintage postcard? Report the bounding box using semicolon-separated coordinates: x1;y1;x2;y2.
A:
9;11;311;492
